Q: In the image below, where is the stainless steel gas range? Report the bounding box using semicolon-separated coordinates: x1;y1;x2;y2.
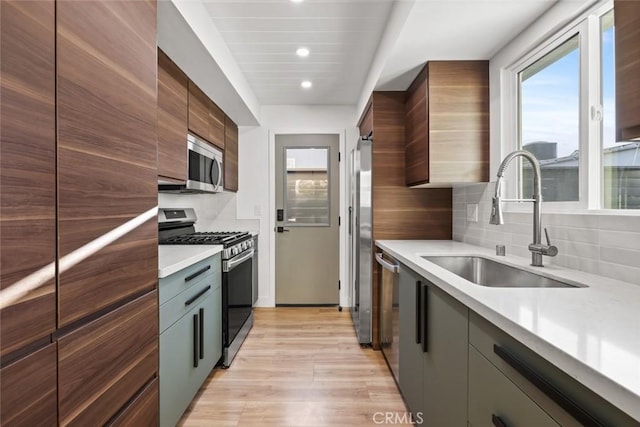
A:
158;208;253;367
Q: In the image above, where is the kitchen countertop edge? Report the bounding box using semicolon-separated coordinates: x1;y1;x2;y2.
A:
158;245;224;278
375;239;640;423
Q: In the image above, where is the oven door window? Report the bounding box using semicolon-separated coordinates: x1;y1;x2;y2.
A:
189;149;214;185
225;256;252;345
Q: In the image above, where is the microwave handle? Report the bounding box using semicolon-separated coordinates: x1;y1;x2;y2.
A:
212;157;222;191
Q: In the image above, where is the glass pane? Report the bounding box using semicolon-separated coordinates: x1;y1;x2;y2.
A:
284;147;330;226
519;35;580;201
602;10;640;209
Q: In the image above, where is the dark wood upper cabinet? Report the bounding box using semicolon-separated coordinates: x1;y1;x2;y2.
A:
224;115;239;192
158;49;188;182
58;291;158;426
0;344;57;426
209;99;226;149
0;0;56;358
188;80;210;141
405;61;489;187
56;0;158;327
615;0;640;141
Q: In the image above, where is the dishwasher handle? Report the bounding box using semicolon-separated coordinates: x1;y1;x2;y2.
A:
375;252;399;273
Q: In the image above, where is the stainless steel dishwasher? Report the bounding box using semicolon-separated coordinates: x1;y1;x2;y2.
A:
376;251;400;381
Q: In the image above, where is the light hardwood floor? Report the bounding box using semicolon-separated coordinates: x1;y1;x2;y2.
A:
179;307;411;426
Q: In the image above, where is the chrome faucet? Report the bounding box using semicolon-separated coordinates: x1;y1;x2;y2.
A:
489;150;558;267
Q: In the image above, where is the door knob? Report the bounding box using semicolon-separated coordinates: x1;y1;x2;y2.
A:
276;226;290;233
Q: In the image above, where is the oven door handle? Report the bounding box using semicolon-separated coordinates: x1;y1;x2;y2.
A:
225;249;254;272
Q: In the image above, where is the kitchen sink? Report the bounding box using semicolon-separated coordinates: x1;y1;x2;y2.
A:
422;256;585;288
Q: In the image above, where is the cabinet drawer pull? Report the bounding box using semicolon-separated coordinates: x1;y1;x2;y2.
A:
421;284;428;353
492;414;507;427
193;314;199;368
185;285;211;306
415;281;421;344
185;265;211;282
199;308;204;360
493;345;604;427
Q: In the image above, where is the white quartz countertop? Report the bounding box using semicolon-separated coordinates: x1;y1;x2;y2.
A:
158;245;223;278
375;240;640;422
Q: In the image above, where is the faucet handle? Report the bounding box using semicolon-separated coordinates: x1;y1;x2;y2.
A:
544;228;552;246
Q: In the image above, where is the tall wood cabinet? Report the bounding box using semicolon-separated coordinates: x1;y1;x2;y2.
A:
405;61;489;187
2;0;159;424
158;49;188;182
615;0;640;141
359;92;452;347
0;0;57;360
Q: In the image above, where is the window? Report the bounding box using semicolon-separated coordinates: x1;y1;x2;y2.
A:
284;147;330;226
519;35;580;202
511;2;637;211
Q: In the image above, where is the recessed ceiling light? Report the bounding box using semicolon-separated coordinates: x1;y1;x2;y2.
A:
301;80;312;89
296;47;310;58
290;0;303;3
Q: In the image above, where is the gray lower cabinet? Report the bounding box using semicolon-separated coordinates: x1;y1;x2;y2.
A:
159;253;222;427
468;345;560;427
398;264;468;426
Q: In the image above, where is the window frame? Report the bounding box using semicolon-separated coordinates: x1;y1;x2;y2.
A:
500;0;638;214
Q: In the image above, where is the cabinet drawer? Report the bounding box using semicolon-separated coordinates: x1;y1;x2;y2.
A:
58;291;158;426
0;343;57;427
469;345;559;427
108;379;158;427
160;286;221;427
159;253;221;305
160;273;219;334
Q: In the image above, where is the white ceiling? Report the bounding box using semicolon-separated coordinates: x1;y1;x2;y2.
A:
203;0;394;105
376;0;559;90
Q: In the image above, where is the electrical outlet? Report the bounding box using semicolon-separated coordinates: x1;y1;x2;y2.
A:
466;204;478;222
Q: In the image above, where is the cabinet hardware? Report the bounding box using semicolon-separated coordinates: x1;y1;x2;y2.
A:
492;414;507;427
421;284;428;353
415;281;421;344
493;345;604;427
185;265;211;282
199;308;204;360
185;285;211;306
193;314;199;368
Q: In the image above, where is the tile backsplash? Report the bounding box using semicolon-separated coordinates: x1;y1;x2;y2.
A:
453;183;640;286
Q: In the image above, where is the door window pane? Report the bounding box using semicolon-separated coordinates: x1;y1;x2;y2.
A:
601;10;640;209
284;147;330;226
519;35;580;201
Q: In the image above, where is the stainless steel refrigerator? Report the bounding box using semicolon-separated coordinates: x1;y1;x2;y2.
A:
349;136;372;344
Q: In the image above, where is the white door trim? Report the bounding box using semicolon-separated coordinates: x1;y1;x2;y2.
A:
268;128;347;308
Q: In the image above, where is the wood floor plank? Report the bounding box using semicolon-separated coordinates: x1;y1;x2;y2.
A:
179;308;410;427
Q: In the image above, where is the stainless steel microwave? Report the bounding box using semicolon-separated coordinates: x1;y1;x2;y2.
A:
159;134;223;193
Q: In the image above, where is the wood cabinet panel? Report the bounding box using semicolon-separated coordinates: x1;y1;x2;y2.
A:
405;67;429;186
109;379;159;427
58;291;158;426
0;344;57;426
0;0;56;357
359;100;374;137
615;0;640;140
56;0;158;327
188;81;209;140
405;61;489;186
209;100;226;149
358;92;452;348
158;49;188;181
224;115;239;192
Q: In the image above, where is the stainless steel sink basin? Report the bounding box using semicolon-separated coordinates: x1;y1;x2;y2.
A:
422;256;584;288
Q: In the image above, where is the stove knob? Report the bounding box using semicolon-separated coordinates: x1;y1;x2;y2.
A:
241;242;247;250
232;247;239;256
